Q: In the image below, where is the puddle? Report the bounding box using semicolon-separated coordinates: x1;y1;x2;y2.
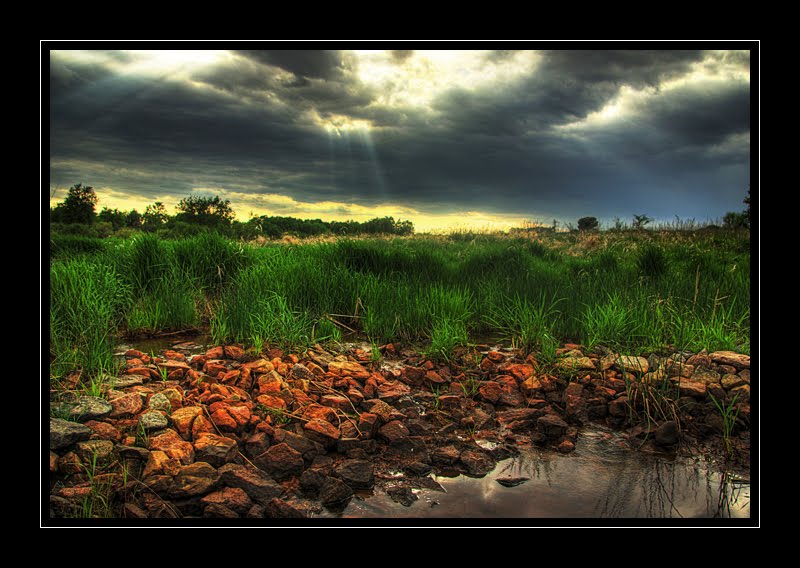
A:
329;428;750;519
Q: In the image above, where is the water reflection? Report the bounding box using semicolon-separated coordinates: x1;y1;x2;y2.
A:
338;428;750;519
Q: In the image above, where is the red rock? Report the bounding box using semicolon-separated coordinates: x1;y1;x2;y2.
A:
257;442;304;480
219;370;241;384
303;418;341;447
365;400;394;423
194;433;238;466
57;485;93;500
127;367;160;380
205;346;224;359
496;408;544;430
320;394;351;412
328;361;369;380
377;381;411;402
204;362;227;378
347;387;364;406
256;394;287;410
686;352;712;368
57;452;83;474
49;451;59;473
125;349;146;359
201;487;253;515
209;403;246;432
126;358;144;368
425;370;445;384
557;440;575;453
438;394;461;409
710;351;750;370
108;392;144;417
401;366;426;385
257;371;284;394
487;351;505;363
163;350;186;361
171;406;203;440
538;414;568;438
504;364;535;383
564;382;584;417
593;386;617;399
142;450;172;478
84;420;122;443
302;404;337;423
149;429;195;464
192;414;215;440
358;413;379;439
223;345;246;360
306;361;326;377
431;446;460;465
480;358;498;373
479;381;503;404
495;375;518;393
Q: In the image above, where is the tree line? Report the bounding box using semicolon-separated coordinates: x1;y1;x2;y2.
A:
49;184;415;238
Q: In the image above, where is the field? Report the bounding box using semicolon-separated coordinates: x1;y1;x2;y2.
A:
49;227;751;381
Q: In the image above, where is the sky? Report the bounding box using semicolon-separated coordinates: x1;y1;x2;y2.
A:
48;46;752;232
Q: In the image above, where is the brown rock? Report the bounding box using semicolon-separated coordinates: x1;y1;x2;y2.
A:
401;366;426;384
303;418;341;447
378;420;410;443
564;382;584;417
257;442;304;480
377;381;411;402
256;394;287;410
143;450;173;478
731;383;750;402
504;363;535;382
614;356;648;374
459;450;494;476
608;396;630;418
721;374;746;390
194;433;238;467
358;413;380;439
710;351;750;370
57;452;83;474
328;361;370;380
693;367;721;384
223;345;247;360
557;357;596;373
149;429;195;464
480;358;498;373
201;487;253;515
84;420;122;443
320;394;351;412
496;408;544;430
257;371;285;394
686;352;712;368
538;414;568;439
108;392;143;418
301;403;337;423
486;350;505;363
366;399;394;423
169;462;219;498
479;381;503;404
49;451;59;473
218;463;283;504
431;445;460;465
425;370;445;384
678;379;707;398
557;440;575;453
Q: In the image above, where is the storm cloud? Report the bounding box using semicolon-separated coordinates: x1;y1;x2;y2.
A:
47;47;753;229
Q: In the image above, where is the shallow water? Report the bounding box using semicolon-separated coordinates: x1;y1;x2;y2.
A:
333;428;750;519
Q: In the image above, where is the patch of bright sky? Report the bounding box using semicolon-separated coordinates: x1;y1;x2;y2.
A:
52;49;234;80
351;50;540;109
556;50;750;134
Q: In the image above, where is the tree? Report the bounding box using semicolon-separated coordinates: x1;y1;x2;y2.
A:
53;183;98;224
175;195;235;227
143;202;168;231
98;207;127;230
577;216;599;231
723;211;748;229
126;209;143;228
743;187;751;227
632;214;652;229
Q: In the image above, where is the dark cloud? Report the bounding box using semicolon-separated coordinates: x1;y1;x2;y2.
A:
48;49;752;224
391;50;414;64
235;50;344;79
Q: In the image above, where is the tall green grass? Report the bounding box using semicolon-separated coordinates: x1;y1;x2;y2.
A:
49;229;751;371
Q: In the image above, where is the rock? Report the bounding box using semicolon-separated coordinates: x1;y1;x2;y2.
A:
334;459;374;489
599;353;618;371
537;414;568;439
358;413;380;438
563;382;584;417
84;420;122;443
557;357;595;373
117;445;149;461
290;363;317;382
710;351;750;370
194;433;238;467
209;401;251;432
478;381;503;404
614;356;649;374
364;399;395;423
405;461;432;476
272;429;325;461
654;421;680;447
149;429;195;464
387;486;418;507
203;503;239;518
459;450;494;476
504;364;535;382
66;396;113;421
138;411;169;432
75;439;115;465
169;462;219;498
320;394;351;412
431;446;460;466
223;345;247;360
692;367;721;384
378;420;410;443
378;381;411;402
608;396;630;418
686;351;712;368
480;358;497;373
303;418;341;447
731;383;750;402
496;477;530;487
148;393;172;412
108;392;144;418
300;468;327;496
201;487;253;515
496;408;544;430
123;503;149;519
109;375;144;389
557;440;575;453
265;497;308;518
257;443;304;480
257;372;284;394
328;361;369;380
170;406;204;440
49;451;59;473
50;418;92;450
218;463;283;505
721;374;747;390
57;452;83;474
319;477;353;508
678;379;707;399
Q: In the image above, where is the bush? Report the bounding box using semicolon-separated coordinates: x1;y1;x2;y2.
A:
578;216;599;231
637;244;667;279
